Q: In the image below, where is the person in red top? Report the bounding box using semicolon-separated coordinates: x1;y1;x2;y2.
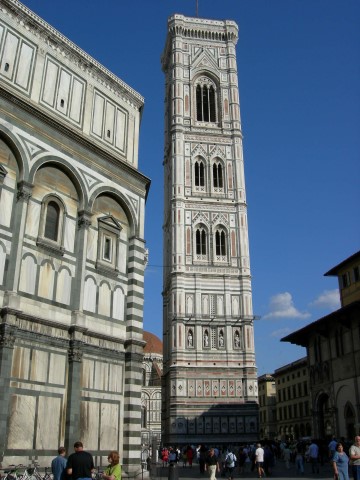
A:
161;448;169;467
186;446;194;467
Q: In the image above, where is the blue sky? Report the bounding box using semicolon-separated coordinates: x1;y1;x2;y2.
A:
22;0;359;375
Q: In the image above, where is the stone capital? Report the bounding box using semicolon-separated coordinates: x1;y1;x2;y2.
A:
77;210;92;230
0;323;17;348
17;180;33;203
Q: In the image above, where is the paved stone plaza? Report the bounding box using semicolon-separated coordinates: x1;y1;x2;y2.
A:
150;461;334;479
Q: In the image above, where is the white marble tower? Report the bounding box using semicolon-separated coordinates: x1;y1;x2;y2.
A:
161;14;259;445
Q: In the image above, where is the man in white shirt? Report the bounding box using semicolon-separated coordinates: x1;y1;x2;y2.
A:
255;443;265;479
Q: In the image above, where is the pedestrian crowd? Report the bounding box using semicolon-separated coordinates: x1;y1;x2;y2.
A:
158;435;360;480
51;441;121;480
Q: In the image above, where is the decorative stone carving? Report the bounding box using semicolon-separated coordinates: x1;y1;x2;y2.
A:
68;339;83;362
218;330;224;347
203;330;209;347
77;210;92;229
16;181;33;203
0;323;16;348
187;329;193;347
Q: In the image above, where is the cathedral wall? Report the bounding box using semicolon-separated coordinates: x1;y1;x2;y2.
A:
0;1;149;473
0;0;143;168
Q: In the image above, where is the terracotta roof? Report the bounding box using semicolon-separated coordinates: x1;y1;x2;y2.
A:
143;331;163;354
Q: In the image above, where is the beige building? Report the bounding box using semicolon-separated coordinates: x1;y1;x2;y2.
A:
283;251;360;440
258;374;277;440
0;0;150;474
273;358;312;441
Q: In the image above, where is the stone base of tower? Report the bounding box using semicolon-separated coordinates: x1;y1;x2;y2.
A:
162;401;259;446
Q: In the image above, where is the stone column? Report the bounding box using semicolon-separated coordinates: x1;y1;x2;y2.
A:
5;181;33;298
64;326;85;451
70;210;92;314
122;236;146;476
0;309;18;464
123;341;143;476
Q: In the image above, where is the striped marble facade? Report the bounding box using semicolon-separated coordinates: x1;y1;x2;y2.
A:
161;14;259;446
0;0;149;475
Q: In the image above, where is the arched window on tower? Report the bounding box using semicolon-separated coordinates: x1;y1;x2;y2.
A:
213;162;223;190
215;228;227;261
195;228;207;256
195;77;217;122
194;159;205;188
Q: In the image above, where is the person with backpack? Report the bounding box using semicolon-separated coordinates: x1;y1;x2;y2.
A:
224;449;236;480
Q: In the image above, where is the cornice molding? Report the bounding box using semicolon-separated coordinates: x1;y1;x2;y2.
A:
0;0;144;109
162;14;238;71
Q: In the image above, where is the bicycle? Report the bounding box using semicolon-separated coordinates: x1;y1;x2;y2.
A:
91;467;103;480
1;464;23;480
20;463;42;480
42;467;53;480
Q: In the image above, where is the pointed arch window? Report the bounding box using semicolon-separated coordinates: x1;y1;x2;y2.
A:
215;229;226;257
194;225;208;262
194;160;205;187
195;77;217;123
196;228;207;255
213;162;224;190
37;195;65;255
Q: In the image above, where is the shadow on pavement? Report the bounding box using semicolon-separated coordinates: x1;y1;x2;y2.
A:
151;461;334;479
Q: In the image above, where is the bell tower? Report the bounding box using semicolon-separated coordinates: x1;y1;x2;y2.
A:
161;14;258;445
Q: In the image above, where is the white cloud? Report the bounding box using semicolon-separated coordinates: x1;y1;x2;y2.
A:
310;289;340;310
270;328;291;338
263;292;311;320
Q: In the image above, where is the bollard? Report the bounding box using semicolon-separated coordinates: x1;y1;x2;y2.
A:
168;462;179;480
